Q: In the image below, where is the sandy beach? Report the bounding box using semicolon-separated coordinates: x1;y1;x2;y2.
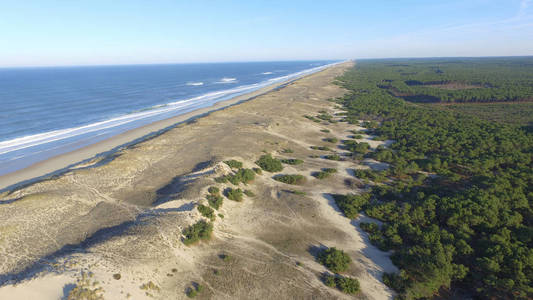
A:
0;61;397;299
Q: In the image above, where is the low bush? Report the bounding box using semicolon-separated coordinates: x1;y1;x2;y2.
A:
243;190;255;197
352;169;386;182
310;146;331;151
280;158;304;165
207;194;223;210
336;276;360;294
313;171;332;179
214;176;228;183
323;168;337;173
322;274;360;294
256;154;283;172
320;129;330;133
324;154;341;161
324;137;338;143
252;167;263;174
225;188;243;201
274;174;306;185
317;247;352;273
224;159;243;169
332;193;370;219
183;220;213;245
208;186;219;194
360;222;379;234
353;134;363;139
281;148;294;153
290;190;306;196
197;204;215;221
225;168;256;185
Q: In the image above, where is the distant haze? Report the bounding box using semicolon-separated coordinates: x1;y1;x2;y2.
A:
0;0;532;67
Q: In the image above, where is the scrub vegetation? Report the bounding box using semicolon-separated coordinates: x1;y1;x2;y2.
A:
334;60;533;299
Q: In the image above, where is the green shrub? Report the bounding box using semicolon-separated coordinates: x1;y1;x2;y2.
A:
208;186;219;194
214;176;228;183
218;213;224;218
324;137;338;143
207;194;223;210
290;190;306;196
324;274;337;287
323;274;360;294
320;129;330;133
243;190;255;197
313;171;331;179
353;134;363;139
183;221;213;245
336;277;360;294
317;247;352;273
256;154;283;172
224;159;243;169
310;146;331;151
323;168;337;173
360;222;379;234
332;194;370;219
324;154;341;161
281;148;294;153
274;174;306;185
317;113;333;121
280;158;304;165
225;188;243;201
186;288;197;298
252;167;263;175
197;204;215;221
225;168;256;185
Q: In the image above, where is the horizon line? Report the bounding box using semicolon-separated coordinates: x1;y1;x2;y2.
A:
1;55;532;69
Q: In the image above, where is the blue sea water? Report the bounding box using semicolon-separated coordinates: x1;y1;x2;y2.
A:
0;60;339;175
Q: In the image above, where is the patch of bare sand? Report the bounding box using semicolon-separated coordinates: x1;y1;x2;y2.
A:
0;61;397;299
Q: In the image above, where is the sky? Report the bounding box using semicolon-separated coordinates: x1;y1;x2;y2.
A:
0;0;532;67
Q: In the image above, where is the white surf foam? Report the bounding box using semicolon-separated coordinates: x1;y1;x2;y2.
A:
216;77;237;83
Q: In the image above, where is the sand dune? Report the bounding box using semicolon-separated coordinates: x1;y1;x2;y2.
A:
0;61;397;299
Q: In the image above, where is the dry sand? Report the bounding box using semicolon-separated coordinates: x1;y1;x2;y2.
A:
0;61;397;299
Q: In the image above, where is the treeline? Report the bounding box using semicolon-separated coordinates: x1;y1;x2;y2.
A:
352;57;533;103
334;63;533;299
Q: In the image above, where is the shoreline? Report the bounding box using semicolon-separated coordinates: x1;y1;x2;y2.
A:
0;62;346;191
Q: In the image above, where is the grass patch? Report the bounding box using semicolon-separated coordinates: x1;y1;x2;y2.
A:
280;158;304;165
224;159;243;169
274;174;306;185
225;188;243;201
281;148;294;153
197;204;215;221
256;154;283;172
182;220;213;245
317;247;352;273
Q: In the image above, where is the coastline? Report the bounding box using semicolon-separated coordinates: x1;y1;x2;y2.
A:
0;62;345;191
0;60;398;299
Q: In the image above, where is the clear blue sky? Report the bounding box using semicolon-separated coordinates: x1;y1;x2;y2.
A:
0;0;531;67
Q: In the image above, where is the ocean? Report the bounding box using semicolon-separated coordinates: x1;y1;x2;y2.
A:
0;60;339;175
